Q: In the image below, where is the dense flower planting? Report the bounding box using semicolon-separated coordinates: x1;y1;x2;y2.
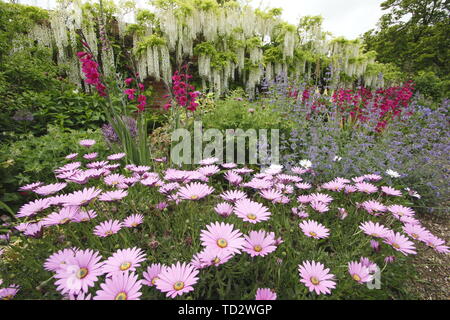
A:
0;141;448;300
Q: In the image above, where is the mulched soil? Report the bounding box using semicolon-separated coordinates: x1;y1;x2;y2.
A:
407;212;450;300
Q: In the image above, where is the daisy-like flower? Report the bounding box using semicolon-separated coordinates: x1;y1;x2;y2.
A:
18;182;43;192
94;272;142;300
93;220;123;237
234;198;271;224
155;262;199;298
16;198;51;218
197;247;235;267
198;165;220;177
370;240;381;252
298;261;336;295
177;182;214;201
123;214;144;228
292;207;309;218
107;153;126;161
322;180;345;192
344;185;357;193
361;200;387;216
255;288;277;300
83;152;98;160
276;174;302;184
221;162;237;169
337;207;348;220
14;222;31;232
23;222;44;238
66;171;91;184
44;248;78;272
242;230;277;257
102;247;146;277
79;139;96;147
130;165;151;174
423;235;450;254
54;249;104;295
98;190;128;202
143;263;166;286
291;166;308;175
104;174;127;187
41;206;80;227
140;176;161;187
259;188;283;202
295;182;312;190
348;261;373;283
355;182;378;194
381;186;402;196
155;202;169;211
383;231;417;255
362;174;383;181
65;153;78;160
359;221;391;238
297;195;312;204
360;257;379;273
0;285;20;300
264;164;283;175
199;157;219;165
220;190;247;203
34;183;67;196
299;220;330;239
200;222;245;254
310;200;329;213
63;187;102;206
232;167;254;174
55;162;82;173
86;161;109;169
386;169;400;178
402;224;431;242
299;159;312;169
214;202;234;217
223;170;243;186
73;209;97;223
387;205;415;219
243;178;273;190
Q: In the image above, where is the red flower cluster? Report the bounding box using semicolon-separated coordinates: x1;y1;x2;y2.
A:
164;66;200;111
77;52;106;97
124;78;147;112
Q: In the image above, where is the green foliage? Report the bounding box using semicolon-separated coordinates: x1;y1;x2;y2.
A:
0;125;108;211
413;71;450;100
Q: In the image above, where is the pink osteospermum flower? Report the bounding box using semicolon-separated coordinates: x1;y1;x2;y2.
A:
221;162;237;169
155;262;199;298
18;182;43;191
23;222;44;238
104;174;127;186
54;249;104;295
123;214;144;228
297;195;312;204
79;139;96;147
383;231;417;255
259;188;283;202
214;202;234;217
86;161;109;169
65;153;78;160
34;183;67;196
387;205;415;219
348;261;373;283
63;187;102;206
107;153;126;161
93;220;123;237
321;180;345;192
16;198;51;218
223;171;243;186
359;221;391;238
98;190;128;202
197;247;235;267
355;182;378;194
73;209;97;222
44;248;78;272
143;263;167;287
255;288;277;300
83;152;98;160
94;272;142;300
199;157;219;165
361;200;387;216
102;247;146;277
423;235;450;254
402;224;432;242
200;222;245;254
381;186;402;196
198;165;220;177
243;178;273;190
310;200;329;213
292;207;309;218
298;261;336;295
177;182;214;201
243;230;277;257
41;206;80;227
55;162;82;173
295;182;312;190
234;198;271;224
220;190;247;203
0;285;20;300
299;220;330;239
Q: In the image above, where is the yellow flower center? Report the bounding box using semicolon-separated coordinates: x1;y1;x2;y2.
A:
59;218;70;225
353;274;361;282
310;276;320;285
247;213;257;220
190;195;199;200
213;257;221;264
2;295;13;300
151;277;159;285
173;281;185;291
112;181;118;185
253;245;263;252
131;222;138;227
120;262;131;271
217;238;228;248
412;233;418;239
309;231;317;237
77;267;88;279
392;243;400;249
114;292;127;300
105;231;113;236
371;233;379;237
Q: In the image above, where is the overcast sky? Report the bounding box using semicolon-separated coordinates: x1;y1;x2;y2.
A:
22;0;385;39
